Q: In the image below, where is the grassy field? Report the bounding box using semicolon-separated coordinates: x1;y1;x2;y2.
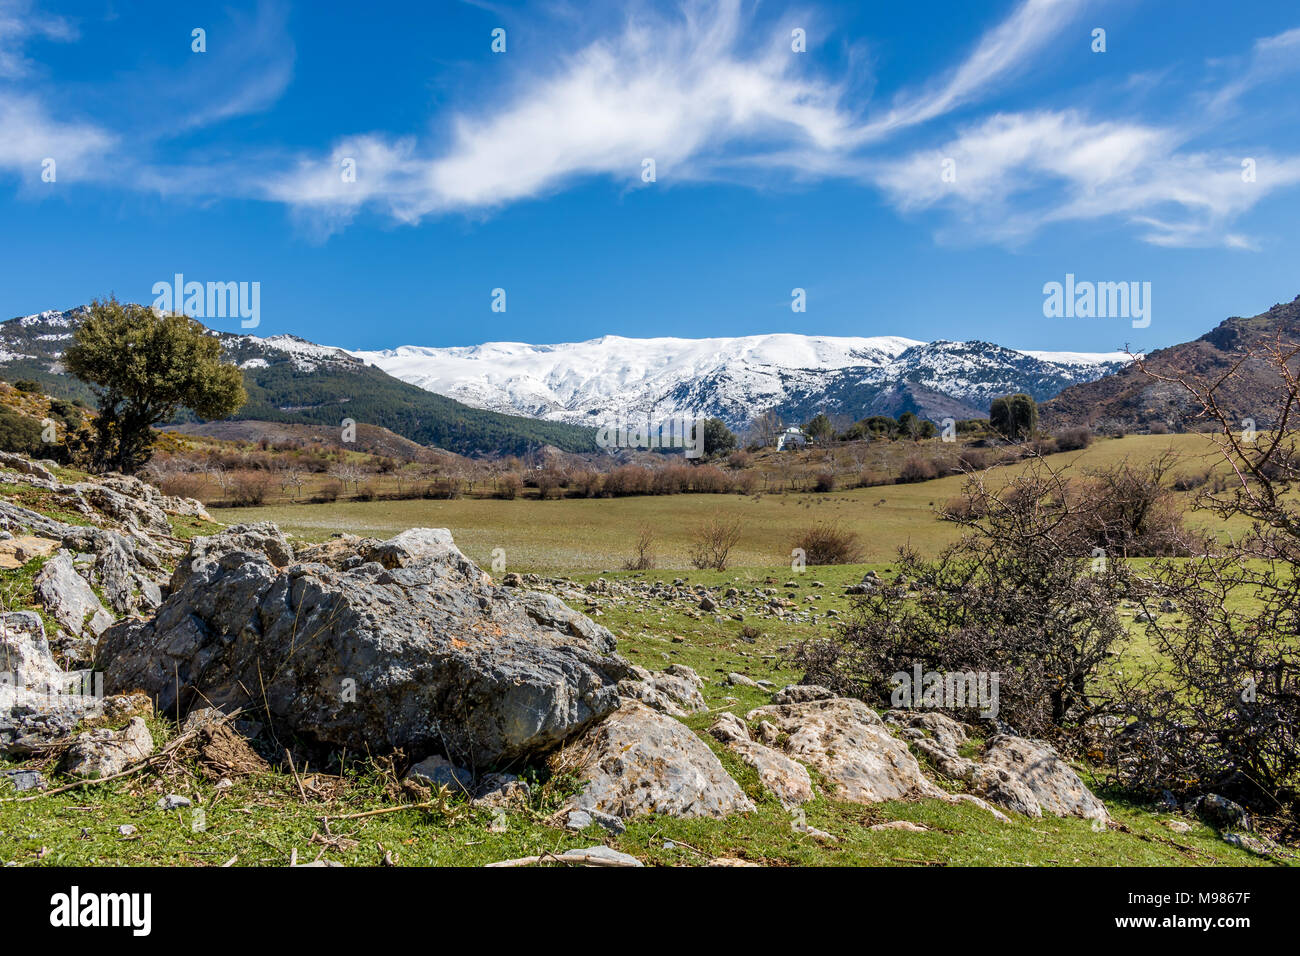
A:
4;432;1289;867
222;434;1249;572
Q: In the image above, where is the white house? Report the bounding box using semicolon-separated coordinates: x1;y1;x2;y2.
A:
775;426;810;451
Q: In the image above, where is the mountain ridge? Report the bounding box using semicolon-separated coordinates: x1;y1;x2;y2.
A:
0;307;599;456
1042;294;1300;431
349;332;1131;429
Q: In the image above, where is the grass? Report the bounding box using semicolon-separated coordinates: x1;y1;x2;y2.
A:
219;434;1257;573
0;679;1275;867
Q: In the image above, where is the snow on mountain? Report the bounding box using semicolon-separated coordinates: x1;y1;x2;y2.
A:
348;333;1131;429
0;306;1131;432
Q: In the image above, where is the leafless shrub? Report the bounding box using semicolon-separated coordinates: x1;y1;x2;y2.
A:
793;456;1133;741
897;457;939;483
497;473;523;499
228;470;273;506
623;524;656;570
792;523;863;565
689;514;742;570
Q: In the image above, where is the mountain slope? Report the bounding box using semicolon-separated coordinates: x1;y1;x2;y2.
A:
1041;295;1300;430
0;307;597;456
350;333;1130;429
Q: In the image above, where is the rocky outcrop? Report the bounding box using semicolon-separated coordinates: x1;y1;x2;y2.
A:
556;701;755;819
708;712;813;808
982;735;1109;822
772;684;834;705
618;663;707;717
748;698;945;804
889;710;1108;821
97;526;631;767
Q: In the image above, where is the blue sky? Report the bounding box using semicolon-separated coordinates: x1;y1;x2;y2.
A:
1;0;1298;353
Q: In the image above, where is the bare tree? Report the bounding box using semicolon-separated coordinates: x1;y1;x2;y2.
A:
688;514;743;570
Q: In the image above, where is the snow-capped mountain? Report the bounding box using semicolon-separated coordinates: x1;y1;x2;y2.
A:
349;333;1132;429
0;307;596;455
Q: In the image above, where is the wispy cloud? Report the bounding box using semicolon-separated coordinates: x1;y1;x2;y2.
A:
0;0;75;78
869;110;1300;247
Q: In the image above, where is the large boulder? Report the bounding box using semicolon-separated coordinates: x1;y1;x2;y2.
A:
708;713;813;808
96;526;631;767
747;698;945;804
618;663;707;717
556;702;755;819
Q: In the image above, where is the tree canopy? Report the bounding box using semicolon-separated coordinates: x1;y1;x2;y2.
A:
63;297;246;473
989;393;1038;442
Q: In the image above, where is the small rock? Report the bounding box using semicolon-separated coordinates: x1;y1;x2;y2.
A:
2;769;45;792
1201;793;1250;831
772;684;834;705
156;794;192;811
870;820;929;832
406;754;474;793
59;717;154;779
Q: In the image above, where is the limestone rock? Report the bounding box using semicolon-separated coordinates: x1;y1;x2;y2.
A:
1;611;104;753
747;698;945;804
983;734;1109;822
59;716;154;778
557;701;754;819
619;663;707;716
772;684;834;705
33;550;113;637
98;526;629;767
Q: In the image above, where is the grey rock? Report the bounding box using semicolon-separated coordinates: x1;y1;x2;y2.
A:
968;765;1042;818
618;664;707;716
1221;831;1271;855
557;701;754;819
746;698;944;804
2;768;45;792
33;550;113;637
1201;793;1250;831
470;772;531;808
707;712;750;744
772;684;834;705
59;717;154;779
406;754;473;793
549;845;643;867
729;738;814;808
983;735;1109;822
564;809;593;830
156;794;191;810
98;526;629;767
1;612;105;754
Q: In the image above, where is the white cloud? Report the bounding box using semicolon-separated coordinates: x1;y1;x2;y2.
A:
871;110;1300;247
0;0;75;78
858;0;1084;140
